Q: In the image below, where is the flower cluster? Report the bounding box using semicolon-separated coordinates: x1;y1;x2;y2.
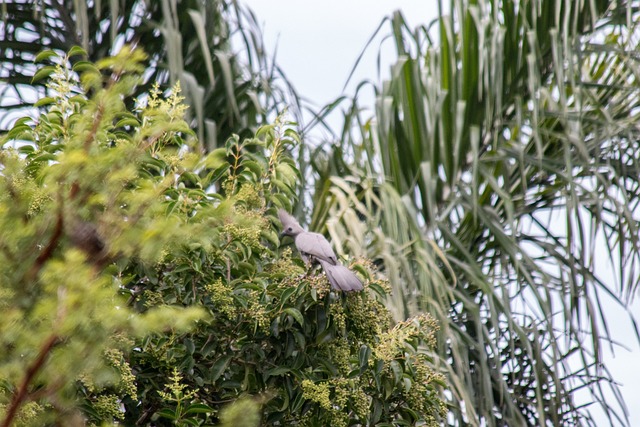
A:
345;293;391;345
308;273;332;299
300;379;332;410
373;313;438;364
92;394;124;421
223;220;263;250
142;289;164;307
267;247;304;278
105;348;138;398
235;184;264;210
0;401;45;426
144;81;189;124
157;368;199;402
321;338;351;375
246;291;271;333
205;279;237;318
403;357;447;421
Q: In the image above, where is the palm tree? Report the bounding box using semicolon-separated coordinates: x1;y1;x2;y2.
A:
0;0;299;150
311;0;640;425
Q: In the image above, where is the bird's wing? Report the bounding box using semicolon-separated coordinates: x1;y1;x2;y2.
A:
319;260;363;292
296;232;337;265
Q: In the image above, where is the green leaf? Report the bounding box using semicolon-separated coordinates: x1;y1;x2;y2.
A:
18;144;35;154
115;117;140;128
261;229;280;247
279;287;297;306
155;408;177;420
184;338;195;355
184;403;213;415
204;147;228;169
390;360;403;386
265;366;291;380
242;160;264;177
34;97;56;107
372;399;383;424
6;124;32;140
209;355;232;382
31;66;56;83
72;60;99;73
35;50;58;63
13;117;33;127
69;95;88;105
290;391;305;412
283;307;304;326
67;45;88;57
358;345;370;371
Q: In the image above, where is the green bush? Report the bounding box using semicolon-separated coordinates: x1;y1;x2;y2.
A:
0;47;446;426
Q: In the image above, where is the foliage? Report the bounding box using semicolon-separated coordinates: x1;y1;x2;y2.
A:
0;48;446;426
0;0;299;151
311;0;640;426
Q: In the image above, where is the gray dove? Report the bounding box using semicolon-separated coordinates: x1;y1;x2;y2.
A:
278;209;363;292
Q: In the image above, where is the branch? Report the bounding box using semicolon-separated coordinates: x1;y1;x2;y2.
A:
24;206;64;283
1;334;60;427
84;102;104;150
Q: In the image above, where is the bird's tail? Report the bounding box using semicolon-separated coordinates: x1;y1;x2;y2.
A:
318;260;363;292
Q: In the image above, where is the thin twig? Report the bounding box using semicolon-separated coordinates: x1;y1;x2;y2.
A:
24;205;64;283
1;334;60;427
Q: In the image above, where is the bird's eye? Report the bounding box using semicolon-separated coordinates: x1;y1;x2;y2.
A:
287;227;293;232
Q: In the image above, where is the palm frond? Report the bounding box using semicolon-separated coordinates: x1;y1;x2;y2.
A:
0;0;302;152
312;0;640;425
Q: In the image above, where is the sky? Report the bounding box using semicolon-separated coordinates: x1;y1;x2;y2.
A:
245;1;432;104
241;1;640;425
244;1;434;138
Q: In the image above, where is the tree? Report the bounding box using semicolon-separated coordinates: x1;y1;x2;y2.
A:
0;0;299;151
0;48;446;426
311;0;640;425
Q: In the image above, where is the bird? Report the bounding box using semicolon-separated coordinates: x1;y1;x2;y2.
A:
277;209;363;292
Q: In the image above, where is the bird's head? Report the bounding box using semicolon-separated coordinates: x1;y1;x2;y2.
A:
278;209;305;239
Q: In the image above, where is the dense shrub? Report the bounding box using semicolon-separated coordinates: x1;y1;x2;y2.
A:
0;47;446;426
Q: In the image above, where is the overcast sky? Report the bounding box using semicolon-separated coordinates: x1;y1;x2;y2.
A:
242;1;640;425
245;1;432;104
243;1;435;139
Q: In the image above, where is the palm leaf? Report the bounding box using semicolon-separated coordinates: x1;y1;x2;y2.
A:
0;0;301;152
312;0;640;425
